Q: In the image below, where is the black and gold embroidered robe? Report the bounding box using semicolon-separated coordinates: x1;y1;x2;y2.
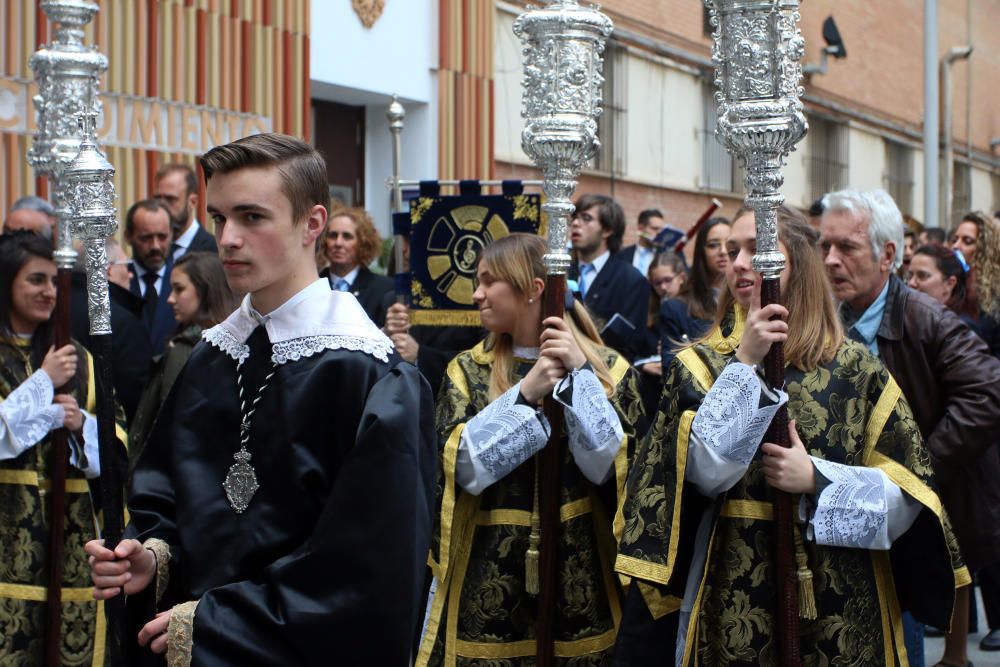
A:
615;311;967;667
0;336;120;667
418;342;645;667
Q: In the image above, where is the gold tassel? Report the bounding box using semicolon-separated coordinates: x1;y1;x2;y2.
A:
525;459;541;595
794;523;817;620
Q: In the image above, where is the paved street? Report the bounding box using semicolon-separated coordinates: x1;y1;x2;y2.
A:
925;588;1000;666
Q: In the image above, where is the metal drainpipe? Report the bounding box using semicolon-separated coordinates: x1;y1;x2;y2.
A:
941;45;973;227
924;0;939;229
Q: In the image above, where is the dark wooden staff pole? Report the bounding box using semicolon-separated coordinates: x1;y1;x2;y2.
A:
761;275;800;667
536;273;566;667
672;198;722;255
43;252;73;667
93;329;128;665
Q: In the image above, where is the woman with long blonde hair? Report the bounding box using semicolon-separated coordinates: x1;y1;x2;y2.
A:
418;233;645;666
616;207;965;666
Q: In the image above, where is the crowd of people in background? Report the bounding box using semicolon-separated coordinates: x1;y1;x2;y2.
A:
2;143;1000;666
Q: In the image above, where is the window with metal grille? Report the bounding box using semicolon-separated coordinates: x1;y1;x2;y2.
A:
884;139;914;215
594;41;627;175
700;82;744;194
808;115;848;201
951;161;971;225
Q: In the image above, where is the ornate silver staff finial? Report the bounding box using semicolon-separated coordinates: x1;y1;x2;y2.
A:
514;0;613;276
707;0;807;279
386;96;408;280
62;112;117;336
386;95;406;212
27;0;106;271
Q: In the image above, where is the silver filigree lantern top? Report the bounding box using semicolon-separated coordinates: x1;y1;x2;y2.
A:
62;113;117;335
707;0;807;279
28;0;106;176
28;0;106;271
514;0;613;275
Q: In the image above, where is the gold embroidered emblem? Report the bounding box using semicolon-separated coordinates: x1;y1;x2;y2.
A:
352;0;386;29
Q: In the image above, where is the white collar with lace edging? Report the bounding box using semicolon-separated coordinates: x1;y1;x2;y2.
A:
202;278;394;366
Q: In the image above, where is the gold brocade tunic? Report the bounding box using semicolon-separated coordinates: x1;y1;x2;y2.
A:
418;342;645;667
616;310;967;667
0;337;114;667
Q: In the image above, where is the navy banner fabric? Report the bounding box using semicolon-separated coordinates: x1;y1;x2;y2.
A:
407;188;542;326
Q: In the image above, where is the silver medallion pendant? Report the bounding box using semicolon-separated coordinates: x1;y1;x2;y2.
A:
223;447;259;514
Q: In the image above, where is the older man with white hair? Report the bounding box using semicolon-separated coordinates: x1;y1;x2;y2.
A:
3;195;56;239
821;188;1000;667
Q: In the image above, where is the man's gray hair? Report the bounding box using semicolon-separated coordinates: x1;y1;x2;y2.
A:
10;195;56;217
821;189;904;271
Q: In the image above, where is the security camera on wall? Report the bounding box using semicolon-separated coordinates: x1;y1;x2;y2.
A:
804;16;847;77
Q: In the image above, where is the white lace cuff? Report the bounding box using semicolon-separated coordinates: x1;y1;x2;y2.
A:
0;370;62;461
686;362;787;497
455;382;550;495
691;361;786;466
553;368;624;484
802;457;921;550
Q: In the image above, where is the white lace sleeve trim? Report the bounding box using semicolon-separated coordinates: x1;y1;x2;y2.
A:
691;361;786;466
455;382;550;495
202;325;249;364
553;368;623;484
271;333;393;364
203;325;394;365
0;370;62;461
804;457;921;550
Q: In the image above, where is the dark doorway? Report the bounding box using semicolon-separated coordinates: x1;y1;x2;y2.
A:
313;99;365;207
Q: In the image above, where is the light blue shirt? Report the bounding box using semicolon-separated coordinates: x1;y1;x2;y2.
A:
327;266;360;292
631;245;655;277
578;250;610;298
845;279;890;356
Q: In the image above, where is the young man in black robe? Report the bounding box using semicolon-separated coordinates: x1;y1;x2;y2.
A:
86;133;436;666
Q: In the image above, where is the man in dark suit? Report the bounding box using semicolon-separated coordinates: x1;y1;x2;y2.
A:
154;163;217;261
125;198;176;354
319;207;395;327
618;207;667;278
568;193;650;359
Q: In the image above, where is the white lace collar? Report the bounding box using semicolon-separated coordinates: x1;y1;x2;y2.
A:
203;278;394;365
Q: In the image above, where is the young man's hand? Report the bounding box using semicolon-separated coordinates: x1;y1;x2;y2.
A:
137;611;171;654
85;538;156;600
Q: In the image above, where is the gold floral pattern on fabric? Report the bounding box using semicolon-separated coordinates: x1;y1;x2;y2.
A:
616;311;965;666
419;342;645;666
166;600;199;667
0;339;106;666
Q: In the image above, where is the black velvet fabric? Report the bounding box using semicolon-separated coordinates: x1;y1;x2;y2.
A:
126;341;437;666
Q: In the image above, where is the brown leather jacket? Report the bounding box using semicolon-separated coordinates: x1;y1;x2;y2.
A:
872;274;1000;568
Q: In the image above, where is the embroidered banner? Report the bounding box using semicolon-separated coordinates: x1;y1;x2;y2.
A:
407;188;542;326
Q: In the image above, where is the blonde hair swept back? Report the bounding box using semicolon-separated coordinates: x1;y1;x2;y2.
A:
477;234;615;400
708;205;844;372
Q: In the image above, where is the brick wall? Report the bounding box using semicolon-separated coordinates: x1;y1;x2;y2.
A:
498;0;999;231
592;0;999;154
